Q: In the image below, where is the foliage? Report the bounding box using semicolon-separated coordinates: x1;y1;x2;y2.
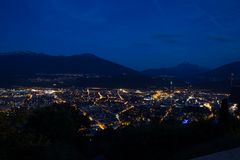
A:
0;104;90;160
1;103;240;160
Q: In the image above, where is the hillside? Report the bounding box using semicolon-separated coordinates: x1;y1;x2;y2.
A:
0;51;140;77
142;63;209;81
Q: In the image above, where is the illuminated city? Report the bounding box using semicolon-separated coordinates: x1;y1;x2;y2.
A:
1;0;240;159
0;87;232;133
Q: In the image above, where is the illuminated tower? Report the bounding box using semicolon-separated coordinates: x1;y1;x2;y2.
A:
170;81;173;92
230;73;234;87
170;81;174;106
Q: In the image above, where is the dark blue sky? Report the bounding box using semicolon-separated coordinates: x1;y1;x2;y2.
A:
1;0;240;70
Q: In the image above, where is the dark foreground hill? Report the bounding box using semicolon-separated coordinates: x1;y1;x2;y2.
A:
1;103;240;160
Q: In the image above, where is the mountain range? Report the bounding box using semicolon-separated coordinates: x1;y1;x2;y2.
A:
0;51;140;77
0;51;239;89
0;52;185;88
142;63;209;81
142;61;240;90
203;61;240;81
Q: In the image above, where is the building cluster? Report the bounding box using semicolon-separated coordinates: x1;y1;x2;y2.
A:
0;87;230;133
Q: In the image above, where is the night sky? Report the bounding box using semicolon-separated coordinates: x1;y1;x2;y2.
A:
1;0;240;70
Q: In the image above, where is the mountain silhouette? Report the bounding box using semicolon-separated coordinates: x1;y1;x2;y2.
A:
203;61;240;81
1;52;239;90
0;51;187;88
142;63;209;81
0;52;140;77
194;61;240;91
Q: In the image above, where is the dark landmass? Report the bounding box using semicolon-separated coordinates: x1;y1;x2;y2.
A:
196;61;240;91
203;61;240;81
0;51;239;90
0;51;139;76
142;63;209;81
1;103;240;160
143;61;240;91
0;52;186;88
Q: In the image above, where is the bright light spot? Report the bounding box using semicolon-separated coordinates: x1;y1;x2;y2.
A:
229;104;238;114
116;114;120;121
135;90;143;94
152;91;161;100
182;119;189;125
203;103;212;111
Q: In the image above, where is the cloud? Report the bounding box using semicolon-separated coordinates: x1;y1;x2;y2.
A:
151;33;182;44
207;35;237;43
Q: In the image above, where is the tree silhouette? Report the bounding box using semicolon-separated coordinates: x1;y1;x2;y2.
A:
0;104;91;160
219;99;230;127
26;104;90;143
